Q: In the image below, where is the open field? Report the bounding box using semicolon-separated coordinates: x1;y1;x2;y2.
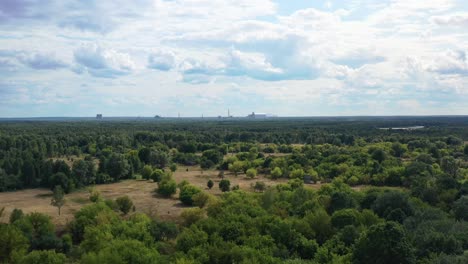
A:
0;165;404;229
0;166;290;228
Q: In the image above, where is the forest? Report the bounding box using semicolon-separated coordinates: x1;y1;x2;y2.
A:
0;117;467;263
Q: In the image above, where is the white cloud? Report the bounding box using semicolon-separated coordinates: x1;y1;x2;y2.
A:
148;50;176;71
73;44;136;78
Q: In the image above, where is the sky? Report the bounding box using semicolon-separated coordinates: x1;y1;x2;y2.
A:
1;0;468;117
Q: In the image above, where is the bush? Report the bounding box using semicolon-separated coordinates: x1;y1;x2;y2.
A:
179;185;202;206
157;179;177;198
9;208;24;223
141;165;153;180
116;196;133;215
219;179;231;192
453;195;468;221
207;180;214;189
253;181;266;192
246;168;257;179
271;167;283;179
151;169;165;183
19;250;67;264
192;192;211;208
89;188;101;203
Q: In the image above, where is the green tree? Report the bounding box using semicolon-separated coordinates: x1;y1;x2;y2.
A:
192;192;212;208
106;154;130;180
0;225;29;263
228;161;244;176
150;169;165;182
207;179;214;189
219;179;231;192
290;168;305;179
157;178;177;197
271;167;283;179
391;142;407;157
88;188;101;203
246;168;257;179
9;208;24;224
179;185;202;206
452;195;468;221
253;181;266;192
441;156;458;177
353;222;415;264
170;163;178;172
81;239;160;264
141;165;153;180
19;250;67;264
51;185;65;216
116;196;133;215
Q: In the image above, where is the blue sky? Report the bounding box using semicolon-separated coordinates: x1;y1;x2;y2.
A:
1;0;468;117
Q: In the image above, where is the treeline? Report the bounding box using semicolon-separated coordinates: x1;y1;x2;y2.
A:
1;180;467;263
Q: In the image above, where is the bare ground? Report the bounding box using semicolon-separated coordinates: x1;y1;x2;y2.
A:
0;166;288;228
0;165;393;228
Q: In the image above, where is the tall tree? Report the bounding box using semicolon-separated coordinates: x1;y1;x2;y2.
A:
51;186;65;216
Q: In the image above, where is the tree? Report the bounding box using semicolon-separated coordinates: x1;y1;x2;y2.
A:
116;196;133;215
19;250;67;264
88;188;101;203
150;169;165;182
371;149;386;163
105;154;130;180
192;192;211;208
290;168;305;179
371;191;413;219
441;156;458;177
331;209;361;229
228;161;243;176
464;145;468;156
353;222;415;264
0;225;29;263
138;148;151;164
170;163;177;172
271;167;283;179
219;179;231;192
253;181;266;192
141;165;153;180
452;195;468;221
207;180;214;189
391;142;407;157
202;149;223;165
149;150;170;169
246;168;257;179
179;185;202;206
157;178;177;197
51;186;65;216
9;208;24;223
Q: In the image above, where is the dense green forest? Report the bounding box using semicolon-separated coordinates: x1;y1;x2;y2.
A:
1;118;468;263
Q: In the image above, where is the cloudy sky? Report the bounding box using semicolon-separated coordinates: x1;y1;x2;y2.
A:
1;0;468;117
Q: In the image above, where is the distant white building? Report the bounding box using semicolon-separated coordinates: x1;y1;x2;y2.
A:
247;112;274;118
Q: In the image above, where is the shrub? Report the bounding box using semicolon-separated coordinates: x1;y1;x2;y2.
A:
179;185;202;206
116;196;133;215
219;179;231;192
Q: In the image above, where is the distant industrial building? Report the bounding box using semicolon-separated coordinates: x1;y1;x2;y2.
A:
96;114;103;119
247;112;275;118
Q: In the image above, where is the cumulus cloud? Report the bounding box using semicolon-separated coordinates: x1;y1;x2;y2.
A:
2;0;468;116
431;13;468;27
73;44;135;78
148;50;176;71
428;50;468;75
18;52;67;70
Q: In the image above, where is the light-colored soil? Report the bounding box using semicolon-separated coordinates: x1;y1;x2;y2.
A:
0;166;288;228
0;165;396;229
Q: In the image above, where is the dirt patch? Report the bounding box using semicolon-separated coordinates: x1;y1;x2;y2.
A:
0;166;288;228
